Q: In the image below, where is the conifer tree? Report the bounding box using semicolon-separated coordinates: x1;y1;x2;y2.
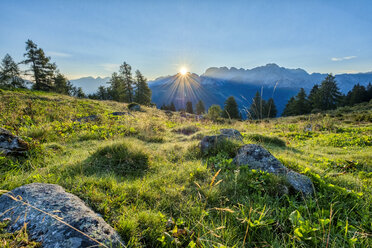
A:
186;101;194;114
222;96;240;119
293;88;310;115
169;102;176;111
345;83;368;106
54;73;74;95
282;97;296;116
266;98;277;118
119;62;134;102
314;74;341;110
134;70;151;105
308;84;320;110
248;91;263;119
0;54;25;88
196;100;206;114
24;40;56;91
76;87;85;98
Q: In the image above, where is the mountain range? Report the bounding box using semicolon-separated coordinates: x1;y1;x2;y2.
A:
70;64;372;115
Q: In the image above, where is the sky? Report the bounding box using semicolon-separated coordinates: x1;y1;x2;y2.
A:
0;0;372;80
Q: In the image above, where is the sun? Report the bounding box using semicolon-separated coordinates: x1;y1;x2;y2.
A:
180;67;188;75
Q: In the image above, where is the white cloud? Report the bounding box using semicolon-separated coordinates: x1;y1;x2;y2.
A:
48;51;72;58
101;63;120;72
331;56;357;61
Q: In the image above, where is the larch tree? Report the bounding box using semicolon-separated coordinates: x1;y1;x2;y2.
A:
24;40;56;91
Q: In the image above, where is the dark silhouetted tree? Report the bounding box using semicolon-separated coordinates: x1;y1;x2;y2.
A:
24;40;56;91
196;100;205;114
134;70;151;105
186;101;194;114
248;91;265;119
294;88;311;115
266;98;277;118
222;96;240;119
282;97;296;116
314;74;341;110
119;62;134;102
170;102;176;111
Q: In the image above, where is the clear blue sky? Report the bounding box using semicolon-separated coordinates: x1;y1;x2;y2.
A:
1;0;371;80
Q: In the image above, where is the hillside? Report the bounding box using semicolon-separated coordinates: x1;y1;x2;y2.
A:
0;89;371;247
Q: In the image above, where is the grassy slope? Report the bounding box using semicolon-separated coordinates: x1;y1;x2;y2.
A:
0;88;371;247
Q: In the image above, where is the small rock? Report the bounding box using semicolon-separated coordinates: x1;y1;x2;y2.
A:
0;128;29;156
234;144;314;195
0;183;124;248
304;124;312;132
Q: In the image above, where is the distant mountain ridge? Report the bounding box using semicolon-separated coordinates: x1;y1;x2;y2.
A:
70;76;110;94
148;64;372;115
69;63;372;115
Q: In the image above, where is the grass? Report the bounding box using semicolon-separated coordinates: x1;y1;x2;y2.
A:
0;88;371;247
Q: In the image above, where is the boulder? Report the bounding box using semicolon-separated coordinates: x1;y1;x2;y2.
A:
0;183;124;248
110;112;134;117
200;129;243;154
0;128;29;156
233;144;314;195
73;115;99;122
128;104;141;111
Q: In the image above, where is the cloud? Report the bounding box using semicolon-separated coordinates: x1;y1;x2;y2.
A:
48;51;72;58
331;56;357;61
101;63;120;72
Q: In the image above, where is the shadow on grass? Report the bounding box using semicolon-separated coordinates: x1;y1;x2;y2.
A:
70;142;150;180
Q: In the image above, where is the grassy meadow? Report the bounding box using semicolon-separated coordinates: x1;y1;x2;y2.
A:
0;88;371;247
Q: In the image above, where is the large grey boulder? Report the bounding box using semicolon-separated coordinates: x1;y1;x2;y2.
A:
0;128;29;156
200;129;243;154
0;183;124;248
233;144;314;195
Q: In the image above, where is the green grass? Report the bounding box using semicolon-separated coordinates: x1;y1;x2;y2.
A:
0;88;371;247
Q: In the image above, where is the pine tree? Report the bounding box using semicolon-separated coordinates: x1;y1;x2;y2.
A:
186;101;194;114
314;74;342;110
108;72;124;101
134;70;151;105
24;40;56;91
76;87;85;98
119;62;134;102
0;54;25;88
170;102;176;111
248;91;263;119
207;105;222;121
222;96;240;119
53;73;72;95
266;98;277;118
294;88;310;115
308;84;320;111
282;97;296;116
345;84;368;106
196;100;206;114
